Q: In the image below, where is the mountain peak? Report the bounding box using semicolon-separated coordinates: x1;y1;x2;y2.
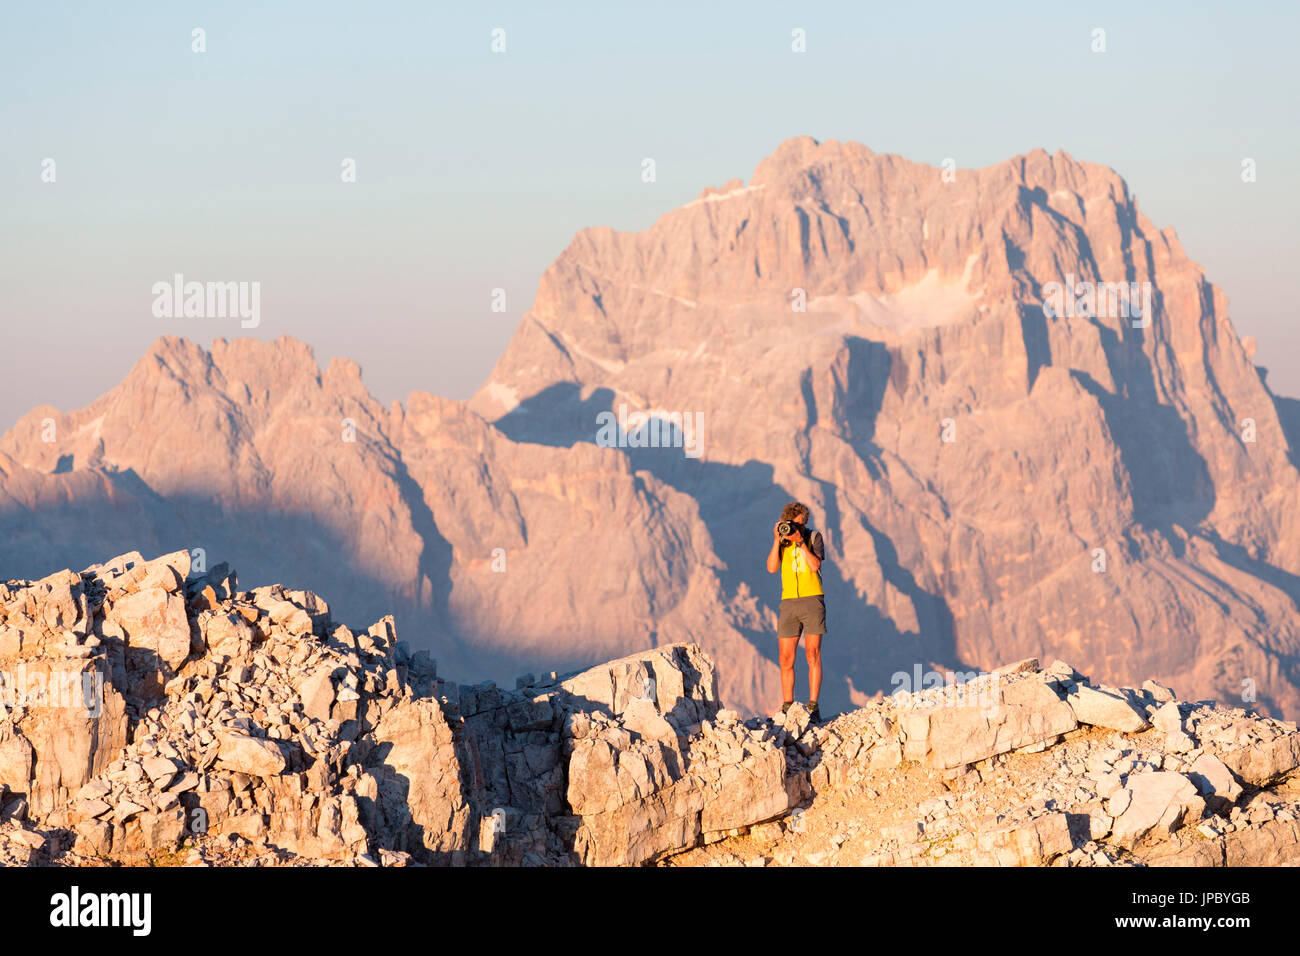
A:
750;135;875;187
132;335;323;391
208;335;320;375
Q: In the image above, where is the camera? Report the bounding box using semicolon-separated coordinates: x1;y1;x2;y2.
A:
777;520;804;538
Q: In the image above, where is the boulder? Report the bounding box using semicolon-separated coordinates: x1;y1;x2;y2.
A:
621;697;677;742
1142;679;1177;702
1150;701;1196;753
127;551;191;594
1215;734;1300;788
294;665;338;724
1108;772;1205;848
1064;685;1150;733
1040;660;1084;687
105;588;191;671
0;626;24;657
215;733;286;778
142;756;178;786
901;676;1077;769
257;598;314;635
200;611;255;661
560;643;720;724
972;812;1073;865
0;729;34;794
701;747;788;834
365;698;471;860
994;658;1040;676
568;735;702;866
1185;753;1243;814
36;570;85;635
23;669;128;816
1222;817;1300;865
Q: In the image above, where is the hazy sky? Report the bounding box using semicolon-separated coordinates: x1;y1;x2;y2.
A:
3;1;1297;430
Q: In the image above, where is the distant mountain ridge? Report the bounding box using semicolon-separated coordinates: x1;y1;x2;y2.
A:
3;136;1299;718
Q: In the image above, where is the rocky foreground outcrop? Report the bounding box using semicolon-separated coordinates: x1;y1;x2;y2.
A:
1;551;1298;866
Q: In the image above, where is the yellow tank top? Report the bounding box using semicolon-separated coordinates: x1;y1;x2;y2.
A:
780;535;824;599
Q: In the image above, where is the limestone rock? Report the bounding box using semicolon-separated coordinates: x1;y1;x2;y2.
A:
200;612;255;661
366;698;470;858
106;587;191;672
23;668;128;817
1186;753;1243;813
0;729;34;794
295;665;337;724
1142;680;1177;702
621;697;677;742
901;676;1076;769
1109;772;1205;849
215;733;286;778
142;756;178;786
1215;733;1300;788
1152;702;1196;753
3;548;1300;870
1064;685;1151;733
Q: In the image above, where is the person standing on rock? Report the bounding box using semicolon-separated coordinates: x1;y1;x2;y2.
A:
766;501;826;723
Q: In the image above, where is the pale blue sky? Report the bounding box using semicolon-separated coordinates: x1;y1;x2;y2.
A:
3;0;1297;428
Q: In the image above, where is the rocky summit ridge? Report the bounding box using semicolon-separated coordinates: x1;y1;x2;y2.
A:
1;551;1298;867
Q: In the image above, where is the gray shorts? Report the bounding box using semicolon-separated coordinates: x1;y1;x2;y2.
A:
778;596;826;639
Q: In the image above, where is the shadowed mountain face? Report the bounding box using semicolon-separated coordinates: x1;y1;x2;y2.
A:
4;136;1300;718
0;340;774;710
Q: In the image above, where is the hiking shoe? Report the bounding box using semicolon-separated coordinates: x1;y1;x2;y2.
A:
781;700;794;716
806;702;822;724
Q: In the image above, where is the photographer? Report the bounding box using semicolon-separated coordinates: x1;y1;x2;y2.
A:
765;501;826;723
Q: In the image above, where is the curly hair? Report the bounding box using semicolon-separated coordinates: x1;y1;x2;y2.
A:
779;501;811;523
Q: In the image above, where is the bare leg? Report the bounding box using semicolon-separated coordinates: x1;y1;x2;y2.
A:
779;636;799;707
805;634;823;704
